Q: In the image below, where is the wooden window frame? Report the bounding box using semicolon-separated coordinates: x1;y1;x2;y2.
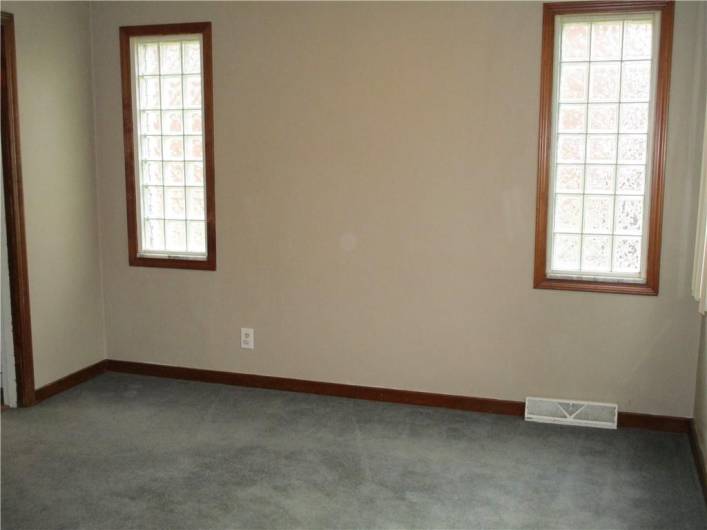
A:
534;1;674;295
120;22;216;271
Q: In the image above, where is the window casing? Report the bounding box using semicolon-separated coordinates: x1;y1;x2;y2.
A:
120;23;215;270
534;2;673;295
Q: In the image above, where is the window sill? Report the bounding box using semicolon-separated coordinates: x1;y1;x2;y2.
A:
534;277;658;295
129;255;216;271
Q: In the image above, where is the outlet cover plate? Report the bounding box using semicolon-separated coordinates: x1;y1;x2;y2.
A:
241;328;254;350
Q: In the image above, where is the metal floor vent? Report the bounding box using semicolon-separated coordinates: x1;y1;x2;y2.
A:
525;396;617;430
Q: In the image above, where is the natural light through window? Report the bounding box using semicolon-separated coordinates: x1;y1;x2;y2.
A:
547;14;659;282
132;36;207;258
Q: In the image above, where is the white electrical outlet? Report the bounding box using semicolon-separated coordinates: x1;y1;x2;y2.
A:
241;328;254;349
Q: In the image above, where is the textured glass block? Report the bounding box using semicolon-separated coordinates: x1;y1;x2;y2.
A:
556;135;585;164
586;135;616;164
558;104;586;133
165;220;187;252
585;165;615;194
623;20;652;60
552;234;581;271
621;61;651;102
555;165;584;193
163;162;185;186
583;195;613;234
187;221;206;253
581;235;611;272
162;136;184;161
559;63;588;103
161;76;182;109
138;44;159;75
589;62;620;102
618;134;647;164
591;22;622;61
143;220;165;251
185;136;204;161
142;161;162;185
613;235;641;273
143;186;164;218
141;136;162;160
184;110;203;135
185;162;204;186
160;42;181;74
164;187;186;219
561;23;590;62
614;195;643;235
619;103;648;133
554;194;583;233
616;165;645;195
183;75;202;109
139;77;160;109
187;187;205;220
162;110;183;135
140;111;161;135
182;41;201;74
587;104;618;133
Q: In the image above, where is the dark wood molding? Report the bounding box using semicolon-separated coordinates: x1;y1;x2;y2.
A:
534;278;660;295
1;11;36;407
34;361;108;403
534;2;555;292
24;357;693;436
533;1;674;296
104;359;526;416
119;22;216;271
618;410;689;433
541;0;674;15
119;22;212;38
689;420;707;505
103;359;690;433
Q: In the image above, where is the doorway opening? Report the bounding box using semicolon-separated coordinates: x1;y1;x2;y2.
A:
1;11;35;407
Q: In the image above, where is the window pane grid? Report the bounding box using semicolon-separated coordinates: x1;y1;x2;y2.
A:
134;38;206;258
550;15;654;279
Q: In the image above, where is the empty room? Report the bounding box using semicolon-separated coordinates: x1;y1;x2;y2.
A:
1;1;707;528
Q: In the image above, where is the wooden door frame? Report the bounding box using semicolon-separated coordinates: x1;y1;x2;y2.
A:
1;11;35;407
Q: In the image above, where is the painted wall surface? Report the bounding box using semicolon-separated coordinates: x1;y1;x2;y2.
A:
4;2;106;387
90;2;703;417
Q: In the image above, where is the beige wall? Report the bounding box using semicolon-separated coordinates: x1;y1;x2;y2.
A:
89;1;703;417
4;2;106;387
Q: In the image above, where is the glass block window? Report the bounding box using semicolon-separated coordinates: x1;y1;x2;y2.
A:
547;13;660;283
121;22;214;270
133;37;206;257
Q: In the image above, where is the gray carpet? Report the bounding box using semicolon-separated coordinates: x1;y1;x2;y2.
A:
2;372;706;530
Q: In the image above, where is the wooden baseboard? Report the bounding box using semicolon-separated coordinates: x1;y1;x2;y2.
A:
31;358;691;435
34;360;108;403
689;420;707;505
103;359;690;433
618;411;690;433
103;359;525;416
